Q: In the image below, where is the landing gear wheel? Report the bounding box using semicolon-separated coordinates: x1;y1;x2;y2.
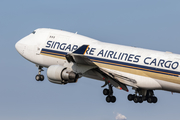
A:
35;75;40;81
106;96;111;103
152;97;158;103
128;89;158;104
35;74;44;81
111;96;116;103
133;96;139;103
128;94;135;101
40;75;44;81
103;89;109;95
138;97;143;103
147;97;153;103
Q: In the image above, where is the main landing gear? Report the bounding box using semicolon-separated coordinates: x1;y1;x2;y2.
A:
103;84;116;103
35;66;44;81
127;89;158;103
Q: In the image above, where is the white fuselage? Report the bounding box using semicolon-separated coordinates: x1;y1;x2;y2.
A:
15;28;180;93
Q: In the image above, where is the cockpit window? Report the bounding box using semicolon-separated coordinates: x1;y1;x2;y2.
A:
32;31;36;34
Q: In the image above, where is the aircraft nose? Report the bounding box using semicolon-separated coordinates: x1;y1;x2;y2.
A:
15;40;24;55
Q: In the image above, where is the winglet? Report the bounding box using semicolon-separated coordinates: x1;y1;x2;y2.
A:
73;45;89;55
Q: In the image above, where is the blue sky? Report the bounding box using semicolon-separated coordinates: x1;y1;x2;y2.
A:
1;0;180;120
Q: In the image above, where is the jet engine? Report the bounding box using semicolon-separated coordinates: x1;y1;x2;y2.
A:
47;65;79;84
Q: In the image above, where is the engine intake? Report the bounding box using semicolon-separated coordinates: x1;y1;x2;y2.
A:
47;65;79;84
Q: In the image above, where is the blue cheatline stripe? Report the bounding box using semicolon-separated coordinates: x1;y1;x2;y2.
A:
40;48;180;77
41;48;67;57
87;56;180;77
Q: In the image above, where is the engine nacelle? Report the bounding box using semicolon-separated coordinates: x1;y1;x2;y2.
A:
47;65;79;84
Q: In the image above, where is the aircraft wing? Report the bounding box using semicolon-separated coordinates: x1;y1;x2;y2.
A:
66;45;138;91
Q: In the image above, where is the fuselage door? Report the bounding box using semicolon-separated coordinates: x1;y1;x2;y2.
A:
36;45;41;55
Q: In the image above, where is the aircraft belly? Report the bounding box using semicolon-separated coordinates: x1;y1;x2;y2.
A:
156;79;180;93
101;67;162;89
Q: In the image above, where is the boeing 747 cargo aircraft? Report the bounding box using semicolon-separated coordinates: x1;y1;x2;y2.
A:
15;28;180;103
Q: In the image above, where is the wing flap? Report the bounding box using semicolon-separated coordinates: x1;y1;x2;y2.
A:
100;68;138;88
97;68;129;91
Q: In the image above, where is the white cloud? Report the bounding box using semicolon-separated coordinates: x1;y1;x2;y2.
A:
115;113;127;120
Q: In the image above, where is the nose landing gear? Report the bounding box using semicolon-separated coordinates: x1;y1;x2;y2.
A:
35;66;44;81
